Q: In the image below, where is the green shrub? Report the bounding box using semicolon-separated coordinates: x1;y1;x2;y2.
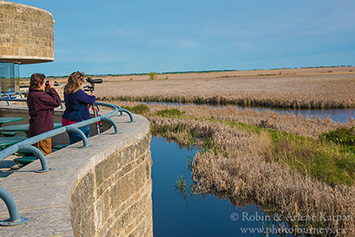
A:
148;71;158;80
122;104;150;114
320;127;355;146
155;108;185;118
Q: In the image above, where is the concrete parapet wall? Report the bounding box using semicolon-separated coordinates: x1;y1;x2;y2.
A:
71;134;152;236
0;1;54;64
0;105;153;236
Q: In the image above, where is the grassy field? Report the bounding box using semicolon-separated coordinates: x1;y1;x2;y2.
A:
25;66;354;109
94;66;355;109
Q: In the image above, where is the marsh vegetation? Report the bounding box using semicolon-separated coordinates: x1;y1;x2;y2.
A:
96;67;355;235
116;101;355;235
96;67;355;109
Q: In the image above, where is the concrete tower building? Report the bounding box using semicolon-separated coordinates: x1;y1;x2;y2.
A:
0;0;54;93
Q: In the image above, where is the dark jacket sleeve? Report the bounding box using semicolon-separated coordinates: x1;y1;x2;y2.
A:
38;88;62;109
75;89;96;105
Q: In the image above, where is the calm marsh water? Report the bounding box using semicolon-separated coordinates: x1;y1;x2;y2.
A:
151;136;291;237
148;101;352;236
145;102;355;123
250;107;355;124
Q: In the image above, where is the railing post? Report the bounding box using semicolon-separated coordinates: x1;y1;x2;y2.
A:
17;144;53;173
100;117;119;134
115;105;123;116
117;107;134;122
15;92;23;98
0;96;10;105
66;127;89;147
0;187;31;226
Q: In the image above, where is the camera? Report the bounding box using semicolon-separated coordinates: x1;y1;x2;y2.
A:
45;81;59;86
84;77;102;92
86;77;102;84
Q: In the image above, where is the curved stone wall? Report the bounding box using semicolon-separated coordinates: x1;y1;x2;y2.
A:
70;134;152;236
0;105;153;236
0;1;54;64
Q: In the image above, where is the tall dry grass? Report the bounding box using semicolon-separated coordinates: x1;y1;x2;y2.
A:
150;117;355;235
96;68;355;109
115;101;355;138
100;94;355;109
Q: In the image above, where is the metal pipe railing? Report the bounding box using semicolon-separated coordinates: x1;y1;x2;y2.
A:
0;98;134;226
0;92;65;109
0;91;26;99
0;94;10;105
0;186;31;226
0;100;123;172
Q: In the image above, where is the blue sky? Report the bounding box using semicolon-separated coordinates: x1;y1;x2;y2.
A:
8;0;355;77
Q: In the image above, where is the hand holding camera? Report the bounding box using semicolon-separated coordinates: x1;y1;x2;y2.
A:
45;80;59;88
48;80;55;88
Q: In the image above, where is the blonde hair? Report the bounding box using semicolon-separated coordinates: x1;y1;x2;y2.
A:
64;71;85;94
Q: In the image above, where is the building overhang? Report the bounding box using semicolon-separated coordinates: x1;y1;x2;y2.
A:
0;56;54;65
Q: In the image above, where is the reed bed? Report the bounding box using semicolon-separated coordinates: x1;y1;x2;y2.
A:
112;101;355;138
99;95;355;109
150;117;355;235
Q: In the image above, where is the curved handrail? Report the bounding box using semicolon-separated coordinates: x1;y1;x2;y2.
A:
15;92;24;98
0;91;27;99
0;100;121;173
0;98;134;226
0;187;30;226
0;95;10;106
0;98;131;121
0;99;134;168
116;107;134;122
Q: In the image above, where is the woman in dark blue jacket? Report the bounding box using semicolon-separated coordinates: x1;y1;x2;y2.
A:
62;71;96;144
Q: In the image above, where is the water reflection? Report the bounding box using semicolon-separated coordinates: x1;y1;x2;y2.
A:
145;102;355;123
151;136;290;236
250;107;355;124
